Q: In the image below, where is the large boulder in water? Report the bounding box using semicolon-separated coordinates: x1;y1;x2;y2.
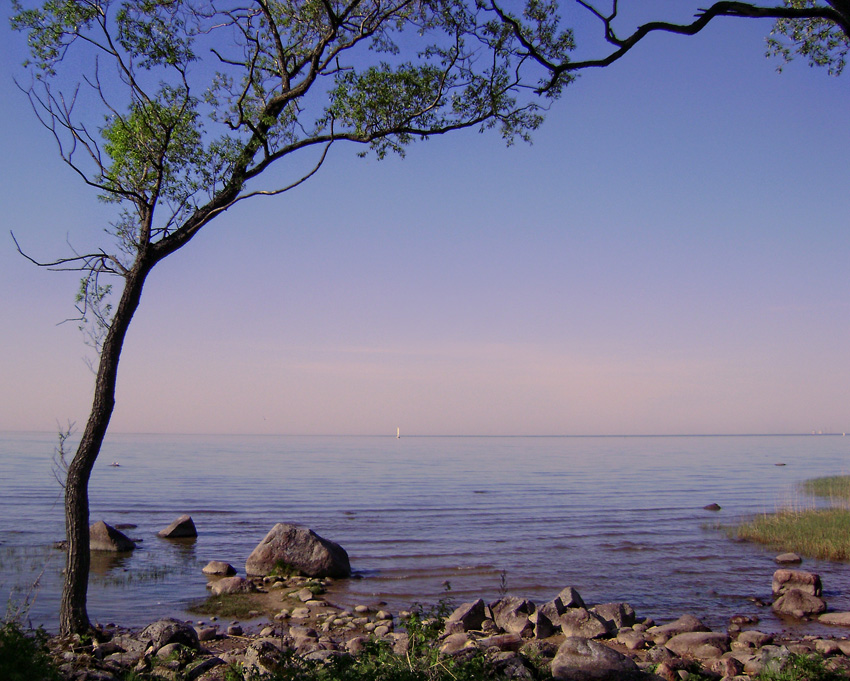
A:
245;523;351;578
90;520;136;552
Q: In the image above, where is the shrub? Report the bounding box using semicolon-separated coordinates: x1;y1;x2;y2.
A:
0;620;59;681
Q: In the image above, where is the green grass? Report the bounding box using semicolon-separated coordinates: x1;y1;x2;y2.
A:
756;653;847;681
188;592;270;619
801;475;850;503
733;508;850;560
0;621;60;681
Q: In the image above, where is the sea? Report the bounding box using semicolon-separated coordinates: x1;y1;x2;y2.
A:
1;431;849;635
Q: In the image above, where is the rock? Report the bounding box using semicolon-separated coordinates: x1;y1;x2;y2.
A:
477;633;523;652
208;576;255;596
158;514;197;538
645;645;676;664
819;612;850;626
736;630;773;648
551;637;641;681
590;603;636;630
244;640;285;676
203;561;236;576
557;587;587;610
440;633;472;655
184;657;225;681
447;599;488;632
490;597;536;637
529;610;557;639
772;569;822;597
775;552;802;565
616;629;649;650
139;618;200;653
226;624;243;637
195;626;218;642
665;632;730;659
559;608;614;639
90;520;136;552
771;588;826;618
710;656;744;678
346;636;367;655
703;503;721;511
815;639;841;656
245;523;351;578
648;614;709;644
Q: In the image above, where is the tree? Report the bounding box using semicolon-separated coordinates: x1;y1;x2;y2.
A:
10;0;571;636
11;0;846;639
488;1;848;93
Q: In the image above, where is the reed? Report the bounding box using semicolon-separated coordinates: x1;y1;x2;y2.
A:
800;475;850;504
733;508;850;561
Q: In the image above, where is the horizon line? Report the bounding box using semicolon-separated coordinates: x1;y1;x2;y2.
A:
2;429;847;439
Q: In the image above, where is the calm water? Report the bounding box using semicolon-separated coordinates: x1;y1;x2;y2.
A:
1;432;849;635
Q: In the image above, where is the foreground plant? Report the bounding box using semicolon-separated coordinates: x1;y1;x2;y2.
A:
756;653;848;681
0;620;60;681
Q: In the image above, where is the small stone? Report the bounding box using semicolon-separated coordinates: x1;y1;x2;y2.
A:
208;576;254;596
227;625;243;636
703;503;721;511
195;626;217;642
775;553;802;565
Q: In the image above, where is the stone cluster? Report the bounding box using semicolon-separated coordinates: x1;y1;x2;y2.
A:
54;522;850;681
47;569;850;681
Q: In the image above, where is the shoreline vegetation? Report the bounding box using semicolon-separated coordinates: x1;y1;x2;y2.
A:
732;476;850;561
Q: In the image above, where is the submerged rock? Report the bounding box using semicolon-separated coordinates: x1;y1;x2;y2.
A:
203;561;237;576
89;520;136;552
772;588;827;618
158;514;198;538
775;552;802;565
245;523;351;578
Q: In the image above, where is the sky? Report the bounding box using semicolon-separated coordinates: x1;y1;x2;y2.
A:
1;2;848;437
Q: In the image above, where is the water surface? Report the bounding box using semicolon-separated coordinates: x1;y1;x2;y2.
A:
1;432;848;634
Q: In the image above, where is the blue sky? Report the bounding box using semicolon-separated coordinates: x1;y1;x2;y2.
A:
1;4;848;436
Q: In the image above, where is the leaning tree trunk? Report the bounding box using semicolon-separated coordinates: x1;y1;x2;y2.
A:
59;261;152;636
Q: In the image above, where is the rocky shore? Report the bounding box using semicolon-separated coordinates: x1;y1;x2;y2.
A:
45;570;850;681
43;519;850;681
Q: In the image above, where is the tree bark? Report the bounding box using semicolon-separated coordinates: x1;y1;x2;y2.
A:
59;260;152;636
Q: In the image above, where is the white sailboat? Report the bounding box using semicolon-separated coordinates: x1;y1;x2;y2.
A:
397;427;400;439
